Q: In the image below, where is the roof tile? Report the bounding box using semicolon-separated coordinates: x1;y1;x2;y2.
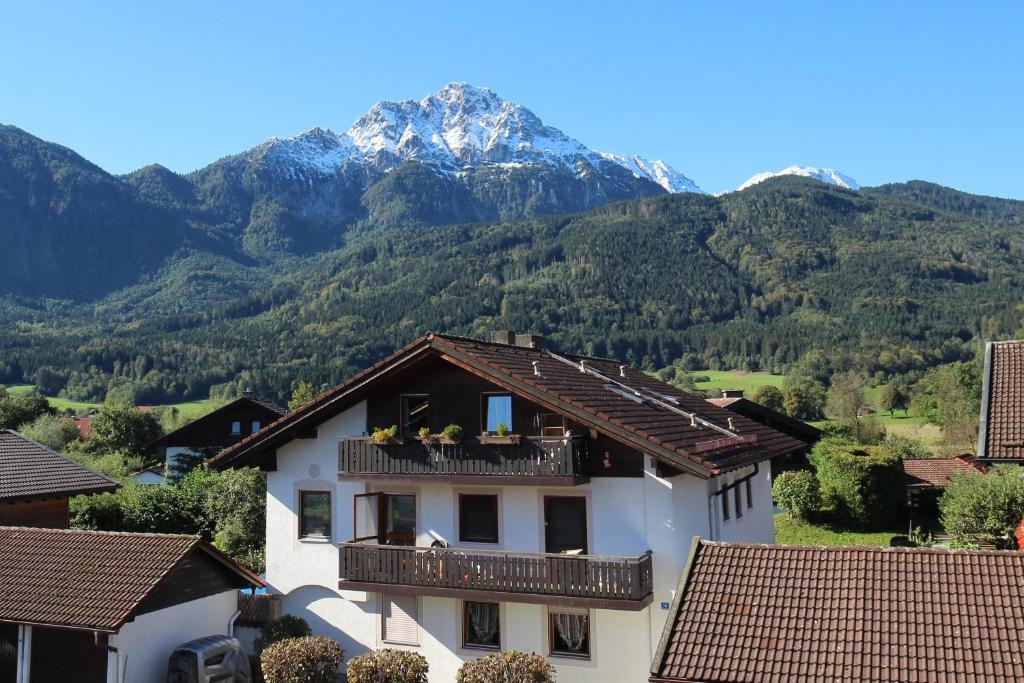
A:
0;430;118;502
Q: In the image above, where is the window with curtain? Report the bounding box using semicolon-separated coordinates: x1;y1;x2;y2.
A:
299;491;331;539
549;610;590;658
463;601;500;649
482;394;512;433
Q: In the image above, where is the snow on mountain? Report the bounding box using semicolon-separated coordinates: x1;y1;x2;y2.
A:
737;166;860;192
600;153;703;193
251;83;701;193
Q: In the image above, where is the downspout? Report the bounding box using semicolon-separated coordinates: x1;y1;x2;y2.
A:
15;625;30;683
228;608;242;637
94;632;120;683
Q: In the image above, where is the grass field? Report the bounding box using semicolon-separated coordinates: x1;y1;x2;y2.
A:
774;513;909;547
5;384;217;419
692;370;784;396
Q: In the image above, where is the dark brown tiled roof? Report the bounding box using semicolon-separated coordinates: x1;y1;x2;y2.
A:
0;430;118;502
707;396;823;445
981;340;1024;461
904;456;987;489
0;526;263;632
211;334;804;476
652;539;1024;683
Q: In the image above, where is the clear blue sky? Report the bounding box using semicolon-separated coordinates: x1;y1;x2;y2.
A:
2;1;1021;197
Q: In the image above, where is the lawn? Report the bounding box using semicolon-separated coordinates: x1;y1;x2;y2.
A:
774;512;909;547
5;383;216;420
692;370;784;396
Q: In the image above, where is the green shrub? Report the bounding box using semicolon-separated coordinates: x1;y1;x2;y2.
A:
808;438;905;528
772;470;820;522
496;422;510;436
456;651;555;683
347;648;429;683
260;636;343;683
441;423;463;441
254;615;312;656
940;465;1024;548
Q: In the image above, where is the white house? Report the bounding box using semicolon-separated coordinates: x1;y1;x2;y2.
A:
0;526;263;683
211;332;802;682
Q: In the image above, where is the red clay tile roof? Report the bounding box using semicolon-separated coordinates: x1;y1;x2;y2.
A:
652;539;1024;683
0;430;118;502
981;340;1024;461
0;526;263;632
210;334;804;476
904;456;987;489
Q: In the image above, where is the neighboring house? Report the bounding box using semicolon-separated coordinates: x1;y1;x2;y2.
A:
978;339;1024;464
210;332;803;682
707;389;822;476
129;463;167;486
0;430;118;527
0;526;263;683
147;391;286;473
651;538;1024;682
904;455;987;520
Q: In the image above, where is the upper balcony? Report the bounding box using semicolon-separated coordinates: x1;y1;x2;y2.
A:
338;435;589;485
339;542;653;611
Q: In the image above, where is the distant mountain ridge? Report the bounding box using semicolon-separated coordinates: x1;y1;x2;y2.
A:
738;165;859;191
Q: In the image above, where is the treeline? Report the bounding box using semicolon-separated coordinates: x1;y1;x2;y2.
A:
2;178;1023;402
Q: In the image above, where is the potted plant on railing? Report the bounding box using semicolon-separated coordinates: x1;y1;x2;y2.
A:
438;423;463;445
418;426;438;445
479;422;522;445
371;425;401;445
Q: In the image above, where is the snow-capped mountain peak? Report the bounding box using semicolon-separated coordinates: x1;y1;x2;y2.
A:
737;166;859;192
251;83;702;193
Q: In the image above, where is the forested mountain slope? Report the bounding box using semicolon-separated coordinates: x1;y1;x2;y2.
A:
2;176;1023;404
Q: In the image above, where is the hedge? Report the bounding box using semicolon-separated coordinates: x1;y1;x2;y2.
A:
457;651;555;683
808;437;905;528
347;648;429;683
260;636;343;683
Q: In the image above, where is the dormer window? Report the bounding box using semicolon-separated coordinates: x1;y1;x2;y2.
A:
231;420;241;435
482;394;512;433
251;420;261;433
401;395;430;437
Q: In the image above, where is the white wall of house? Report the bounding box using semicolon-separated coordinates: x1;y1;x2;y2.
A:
108;589;237;683
265;402;776;682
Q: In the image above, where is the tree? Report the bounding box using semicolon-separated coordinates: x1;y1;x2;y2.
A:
772;471;820;523
911;362;982;453
18;413;80;451
940;465;1024;548
288;381;316;412
825;371;866;428
82;402;162;456
752;385;785;413
0;392;55;430
878;384;909;416
782;378;826;421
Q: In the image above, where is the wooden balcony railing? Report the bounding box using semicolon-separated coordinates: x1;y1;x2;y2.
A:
338;435;588;483
339;542;653;610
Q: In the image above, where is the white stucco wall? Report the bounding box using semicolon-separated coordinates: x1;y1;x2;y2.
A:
108;589;238;683
709;462;775;544
265;404;776;682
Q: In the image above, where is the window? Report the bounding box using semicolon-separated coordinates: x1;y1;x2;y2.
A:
459;494;499;543
539;413;566;437
482;394;512;433
549;610;590;658
721;491;730;520
251;420;261;433
299;491;331;539
734;485;743;518
382;594;418;645
401;395;430;437
463;601;500;649
230;420;241;435
746;478;754;509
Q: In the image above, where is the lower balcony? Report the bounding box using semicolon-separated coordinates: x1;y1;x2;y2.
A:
338;435;589;485
338;542;653;611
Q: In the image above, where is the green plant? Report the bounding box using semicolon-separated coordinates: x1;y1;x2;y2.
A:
372;425;399;443
808;437;905;529
254;615;312;656
441;423;463;442
771;470;820;523
940;465;1024;548
495;422;510;436
418;426;433;442
908;526;934;547
347;648;429;683
260;636;343;683
456;651;555;683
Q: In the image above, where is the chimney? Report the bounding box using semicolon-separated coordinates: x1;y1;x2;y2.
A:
242;388;254;399
514;333;545;350
490;330;515;346
721;389;744;399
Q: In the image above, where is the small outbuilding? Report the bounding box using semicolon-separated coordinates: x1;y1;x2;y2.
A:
0;526;263;683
